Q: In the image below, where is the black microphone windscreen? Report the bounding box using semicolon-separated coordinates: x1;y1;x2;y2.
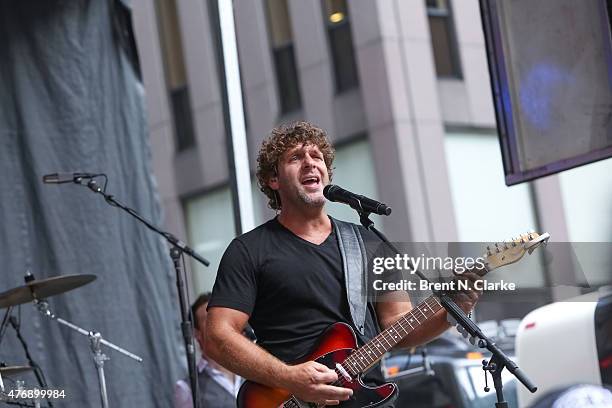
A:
323;184;340;200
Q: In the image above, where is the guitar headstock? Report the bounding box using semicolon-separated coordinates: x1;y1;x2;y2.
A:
483;231;550;273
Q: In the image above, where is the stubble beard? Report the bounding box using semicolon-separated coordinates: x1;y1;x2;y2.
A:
296;188;326;208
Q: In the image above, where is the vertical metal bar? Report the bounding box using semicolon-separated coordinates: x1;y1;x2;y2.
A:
215;0;255;235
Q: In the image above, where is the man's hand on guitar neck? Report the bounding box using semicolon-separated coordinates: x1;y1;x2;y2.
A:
450;270;484;315
280;361;353;406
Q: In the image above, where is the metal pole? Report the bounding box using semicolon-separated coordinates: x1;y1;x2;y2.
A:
216;0;256;235
90;333;110;408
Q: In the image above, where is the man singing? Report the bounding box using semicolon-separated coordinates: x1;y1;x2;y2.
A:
205;121;479;406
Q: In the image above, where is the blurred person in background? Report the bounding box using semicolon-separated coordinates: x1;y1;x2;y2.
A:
174;293;241;408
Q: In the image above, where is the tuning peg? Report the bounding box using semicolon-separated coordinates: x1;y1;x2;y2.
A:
469;336;477;345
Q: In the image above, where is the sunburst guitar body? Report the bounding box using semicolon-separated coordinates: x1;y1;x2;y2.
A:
237;322;396;408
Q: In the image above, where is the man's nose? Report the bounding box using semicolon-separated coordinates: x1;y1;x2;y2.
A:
302;154;316;168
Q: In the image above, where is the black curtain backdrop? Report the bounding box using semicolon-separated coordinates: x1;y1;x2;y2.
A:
0;0;184;406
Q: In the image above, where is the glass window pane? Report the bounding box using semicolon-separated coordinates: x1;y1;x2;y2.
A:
322;0;359;93
444;132;544;287
445;133;538;240
426;0;448;12
324;0;348;24
266;0;293;47
273;45;302;113
186;180;264;293
265;0;302;112
426;0;461;78
326;139;379;227
186;188;236;293
170;86;196;151
559;160;612;287
559;159;612;242
429;16;455;77
156;0;195;150
156;0;188;88
329;23;359;92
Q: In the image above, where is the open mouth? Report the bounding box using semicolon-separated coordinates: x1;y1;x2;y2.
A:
301;176;320;187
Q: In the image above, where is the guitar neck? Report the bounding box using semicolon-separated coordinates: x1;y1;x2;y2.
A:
345;262;494;374
343;295;444;375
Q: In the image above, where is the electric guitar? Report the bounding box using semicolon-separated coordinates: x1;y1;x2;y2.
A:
237;232;550;408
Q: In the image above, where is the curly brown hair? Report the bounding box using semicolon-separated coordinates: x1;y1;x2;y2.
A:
256;121;335;210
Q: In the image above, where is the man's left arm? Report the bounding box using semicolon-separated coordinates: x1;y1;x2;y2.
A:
374;272;481;349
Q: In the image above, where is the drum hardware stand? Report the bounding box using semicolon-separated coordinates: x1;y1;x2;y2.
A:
0;380;40;408
0;306;13;348
35;299;142;408
8;314;53;408
0;308;13;395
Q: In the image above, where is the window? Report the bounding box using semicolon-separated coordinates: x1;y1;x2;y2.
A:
444;132;544;288
559;160;612;288
426;0;462;78
265;0;302;114
324;0;359;92
156;0;196;151
185;180;264;294
326;138;379;226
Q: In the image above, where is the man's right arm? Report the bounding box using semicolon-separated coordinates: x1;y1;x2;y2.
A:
205;306;352;405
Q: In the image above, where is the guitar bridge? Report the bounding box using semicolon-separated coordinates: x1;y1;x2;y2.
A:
336;363;352;382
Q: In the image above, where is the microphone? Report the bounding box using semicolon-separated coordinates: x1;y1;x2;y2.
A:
42;172;96;184
323;184;392;216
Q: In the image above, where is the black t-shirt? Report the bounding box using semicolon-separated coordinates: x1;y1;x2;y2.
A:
208;217;395;383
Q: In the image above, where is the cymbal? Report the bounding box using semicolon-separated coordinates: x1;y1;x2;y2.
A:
0;274;96;308
0;365;33;376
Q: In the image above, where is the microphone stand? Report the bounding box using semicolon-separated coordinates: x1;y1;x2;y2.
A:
70;177;207;408
356;208;537;407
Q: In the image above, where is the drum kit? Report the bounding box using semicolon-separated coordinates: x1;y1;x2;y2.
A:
0;273;142;407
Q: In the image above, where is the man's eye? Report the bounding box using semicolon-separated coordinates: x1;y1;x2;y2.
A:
289;155;299;162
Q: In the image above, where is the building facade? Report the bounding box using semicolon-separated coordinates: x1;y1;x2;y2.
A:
131;0;612;321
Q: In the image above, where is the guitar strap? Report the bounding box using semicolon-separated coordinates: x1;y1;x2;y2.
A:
332;218;368;338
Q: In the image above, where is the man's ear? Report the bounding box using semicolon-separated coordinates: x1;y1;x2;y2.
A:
268;176;279;191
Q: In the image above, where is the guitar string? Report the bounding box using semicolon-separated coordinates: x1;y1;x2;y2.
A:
341;296;441;375
330;296;441;387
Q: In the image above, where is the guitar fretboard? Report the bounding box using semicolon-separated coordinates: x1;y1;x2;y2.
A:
342;295;443;375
